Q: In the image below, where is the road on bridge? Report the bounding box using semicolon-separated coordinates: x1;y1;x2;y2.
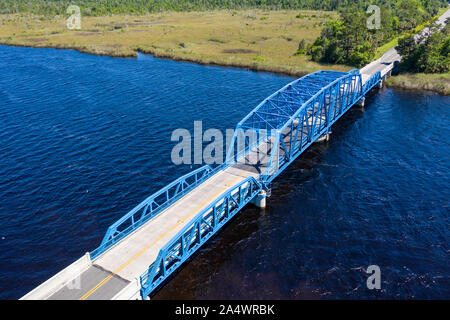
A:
48;166;257;300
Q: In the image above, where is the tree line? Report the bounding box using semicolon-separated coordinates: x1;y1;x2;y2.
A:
303;0;447;67
1;0;447;72
1;1;443;17
396;19;449;73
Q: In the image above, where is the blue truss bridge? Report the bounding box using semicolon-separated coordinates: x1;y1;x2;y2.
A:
22;56;397;300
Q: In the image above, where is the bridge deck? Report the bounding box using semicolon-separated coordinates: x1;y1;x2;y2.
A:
48;165;258;300
360;49;400;84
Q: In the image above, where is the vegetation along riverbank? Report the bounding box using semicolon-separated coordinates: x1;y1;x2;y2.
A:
0;1;448;94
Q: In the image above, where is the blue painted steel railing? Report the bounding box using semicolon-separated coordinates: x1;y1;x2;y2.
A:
139;176;261;298
90;165;217;259
362;71;381;95
261;69;364;183
137;68;385;298
224;69;372;186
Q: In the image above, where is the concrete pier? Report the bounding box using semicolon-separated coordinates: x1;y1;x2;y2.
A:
251;190;267;208
358;97;365;107
316;131;331;143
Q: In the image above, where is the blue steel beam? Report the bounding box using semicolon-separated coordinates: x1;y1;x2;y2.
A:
362;71;381;95
139;177;261;298
225;70;350;164
259;69;365;183
90;165;217;260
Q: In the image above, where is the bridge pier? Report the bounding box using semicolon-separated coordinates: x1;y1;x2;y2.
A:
316;131;331;143
357;97;365;107
251;190;267;208
357;97;365;111
378;80;383;89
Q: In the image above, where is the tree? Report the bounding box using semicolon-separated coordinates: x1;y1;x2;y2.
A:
396;23;450;73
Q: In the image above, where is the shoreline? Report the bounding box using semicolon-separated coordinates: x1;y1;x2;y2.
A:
0;10;348;77
1;41;448;95
134;47;313;77
385;73;450;95
0;41;321;77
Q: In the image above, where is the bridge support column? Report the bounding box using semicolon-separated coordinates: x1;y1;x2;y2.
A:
378;80;383;89
357;97;365;112
358;97;365;107
316;131;331;143
251;190;266;208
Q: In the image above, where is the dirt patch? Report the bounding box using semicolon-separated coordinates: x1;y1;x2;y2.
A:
95;21;174;29
25;37;48;42
222;48;257;54
128;29;151;33
75;32;101;36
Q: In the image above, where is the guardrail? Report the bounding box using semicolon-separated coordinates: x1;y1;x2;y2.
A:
90;165;218;260
139;176;262;299
362;71;381;95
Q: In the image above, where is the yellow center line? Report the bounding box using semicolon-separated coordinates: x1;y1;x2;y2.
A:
79;173;244;300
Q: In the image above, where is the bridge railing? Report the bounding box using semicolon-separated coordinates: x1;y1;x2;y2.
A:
260;69;363;183
225;127;258;164
90;165;217;260
139;176;262;298
225;127;275;169
362;71;381;95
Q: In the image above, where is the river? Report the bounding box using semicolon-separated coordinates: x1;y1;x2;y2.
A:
0;45;448;299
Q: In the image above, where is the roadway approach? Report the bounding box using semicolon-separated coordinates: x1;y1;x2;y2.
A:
22;42;399;301
360;6;450;85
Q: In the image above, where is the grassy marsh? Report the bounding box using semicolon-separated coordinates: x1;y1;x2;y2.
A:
385;73;450;95
1;10;448;94
0;10;349;76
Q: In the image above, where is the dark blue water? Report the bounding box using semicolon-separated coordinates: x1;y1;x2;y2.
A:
0;45;448;299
